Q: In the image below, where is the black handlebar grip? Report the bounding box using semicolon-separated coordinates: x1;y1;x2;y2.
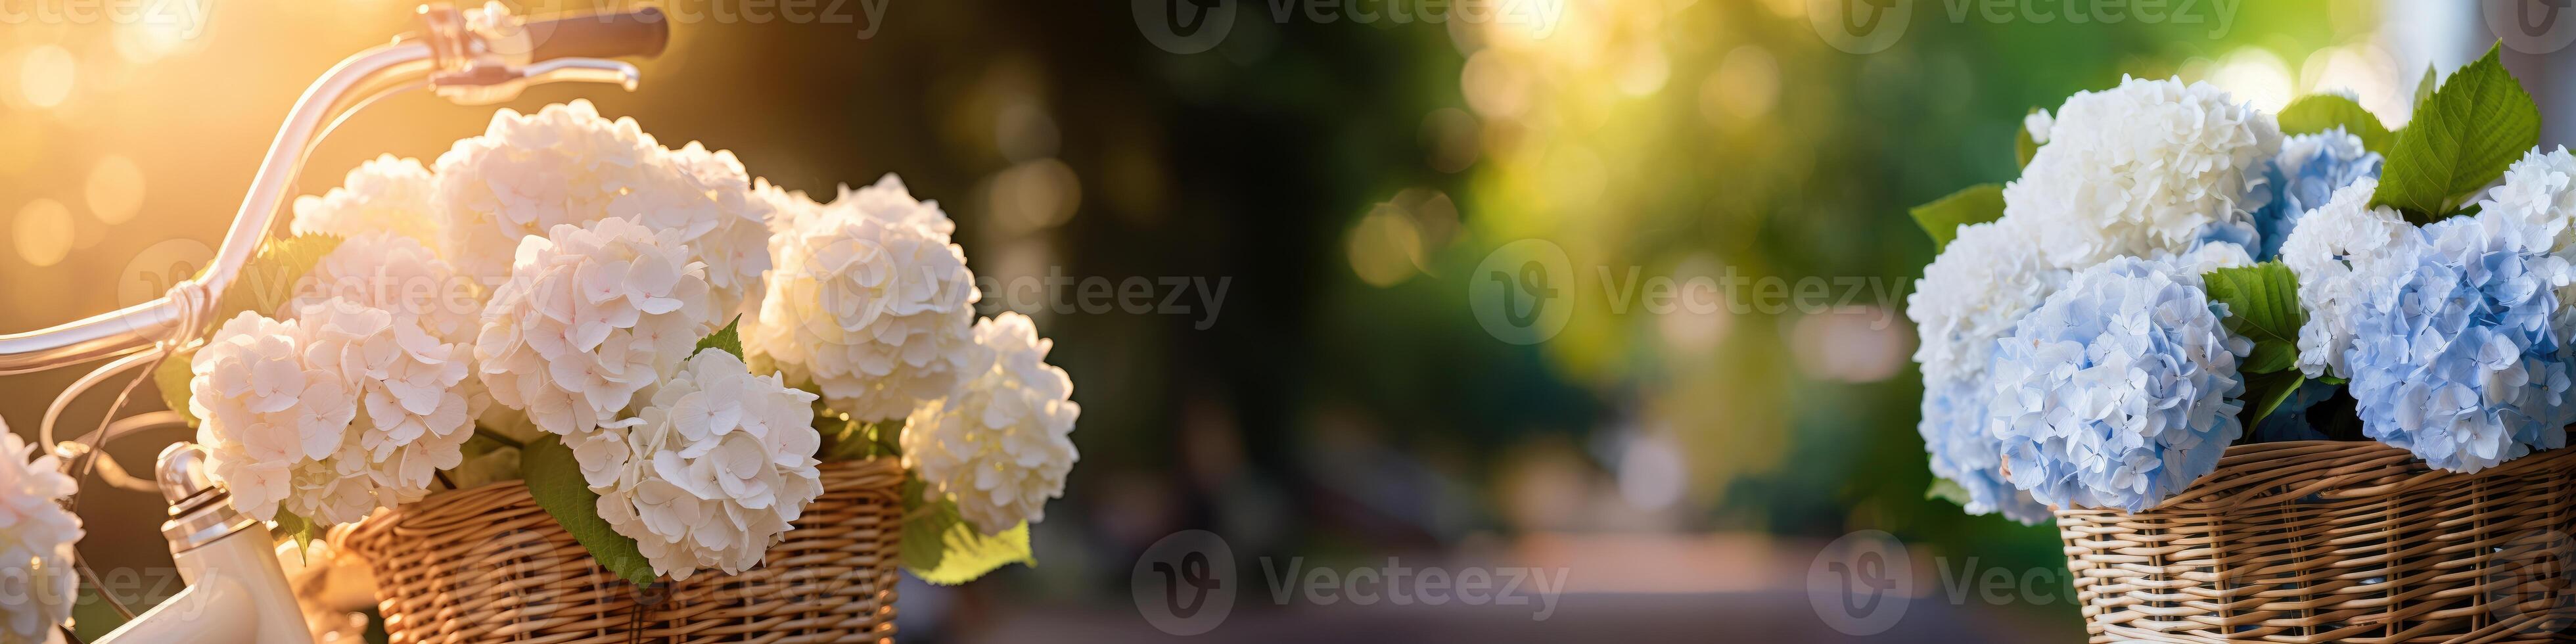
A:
523;7;670;61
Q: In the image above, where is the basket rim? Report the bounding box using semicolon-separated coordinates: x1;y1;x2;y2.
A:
2052;433;2576;516
331;455;904;555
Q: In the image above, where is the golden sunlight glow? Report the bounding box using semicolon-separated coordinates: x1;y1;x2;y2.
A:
113;20;194;64
14;199;75;267
85;155;145;225
2207;47;2295;114
19;45;76;108
1612;42;1670;97
1702;45;1781;124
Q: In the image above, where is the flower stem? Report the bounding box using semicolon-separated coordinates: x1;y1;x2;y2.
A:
473;426;526;450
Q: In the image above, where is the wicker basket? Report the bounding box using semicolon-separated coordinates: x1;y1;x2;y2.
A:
2055;440;2576;643
334;457;905;643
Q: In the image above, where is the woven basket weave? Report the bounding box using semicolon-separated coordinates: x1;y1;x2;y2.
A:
2056;440;2576;643
334;457;905;643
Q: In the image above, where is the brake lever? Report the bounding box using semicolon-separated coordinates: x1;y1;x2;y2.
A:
430;57;638;105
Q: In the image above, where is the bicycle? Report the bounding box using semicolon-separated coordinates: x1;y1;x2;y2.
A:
0;5;672;641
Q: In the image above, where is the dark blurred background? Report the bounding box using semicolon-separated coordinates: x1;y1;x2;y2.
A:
0;0;2550;641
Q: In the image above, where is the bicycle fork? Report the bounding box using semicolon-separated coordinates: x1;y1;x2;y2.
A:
91;444;310;644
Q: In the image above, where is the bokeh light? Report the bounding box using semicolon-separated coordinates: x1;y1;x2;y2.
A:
18;45;76;108
85;155;145;225
13;199;74;267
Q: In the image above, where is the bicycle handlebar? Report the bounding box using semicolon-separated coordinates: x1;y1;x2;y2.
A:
0;4;657;376
524;7;670;62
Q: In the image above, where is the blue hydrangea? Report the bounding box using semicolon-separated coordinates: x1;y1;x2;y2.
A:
2343;212;2575;472
1988;256;2250;513
2246;129;2382;261
1919;378;2053;524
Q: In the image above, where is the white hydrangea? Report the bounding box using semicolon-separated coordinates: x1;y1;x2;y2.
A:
572;350;823;580
754;177;824;237
2478;146;2576;340
434;100;772;314
752;175;988;421
291;300;478;523
739;179;825;320
191;313;356;522
2023;108;2053;145
290;154;442;244
289;232;481;344
668;141;780;318
2280;179;2413;379
2483;147;2576;252
1908;218;2067;385
0;426;80;643
474;217;720;438
191;300;482;526
904;313;1080;535
2003;76;2282;268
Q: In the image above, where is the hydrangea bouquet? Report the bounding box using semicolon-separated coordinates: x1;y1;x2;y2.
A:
152;100;1078;585
1912;43;2576;522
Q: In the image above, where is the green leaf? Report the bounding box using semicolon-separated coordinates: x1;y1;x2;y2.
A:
2236;371;2307;428
694;315;744;360
1926;478;1972;507
152;350;198;426
2013;108;2042;168
2202;262;2305;375
206;235;344;329
2372;43;2541;223
522;434;657;585
2414;63;2438;111
819;418;900;463
1909;184;2006;252
901;477;1034;585
269;511;321;564
2278;94;2395;154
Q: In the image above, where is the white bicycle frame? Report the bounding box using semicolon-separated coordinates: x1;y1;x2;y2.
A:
0;5;663;641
